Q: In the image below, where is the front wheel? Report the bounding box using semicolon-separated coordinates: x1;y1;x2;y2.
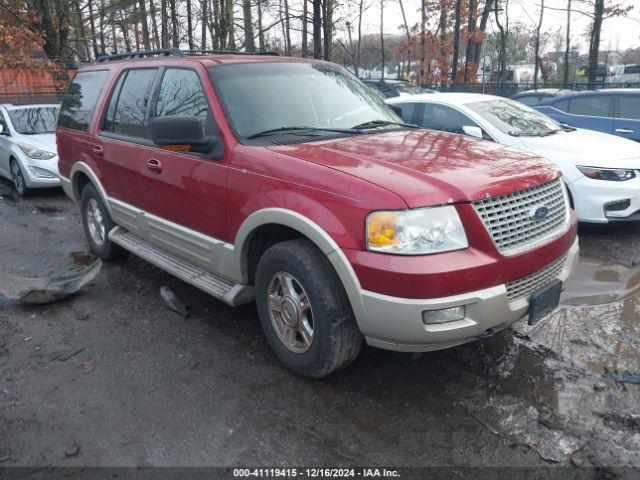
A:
80;184;126;261
10;160;29;197
255;238;363;378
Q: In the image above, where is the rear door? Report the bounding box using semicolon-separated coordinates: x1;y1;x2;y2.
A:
564;94;614;134
613;94;640;142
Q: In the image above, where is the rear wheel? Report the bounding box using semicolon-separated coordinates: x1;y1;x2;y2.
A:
80;184;126;261
255;238;362;378
10;159;29;197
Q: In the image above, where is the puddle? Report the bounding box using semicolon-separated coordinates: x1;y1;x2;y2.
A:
70;251;96;266
35;205;63;216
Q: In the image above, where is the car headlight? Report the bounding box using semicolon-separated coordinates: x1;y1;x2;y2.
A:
577;166;636;181
367;206;468;255
18;143;56;160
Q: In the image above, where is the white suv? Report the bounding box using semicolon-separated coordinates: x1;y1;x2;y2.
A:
0;104;61;196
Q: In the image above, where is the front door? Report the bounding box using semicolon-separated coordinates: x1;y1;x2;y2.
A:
99;65;229;268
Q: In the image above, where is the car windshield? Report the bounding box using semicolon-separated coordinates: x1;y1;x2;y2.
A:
467;99;561;136
8;106;60;134
209;62;400;139
395;84;424;95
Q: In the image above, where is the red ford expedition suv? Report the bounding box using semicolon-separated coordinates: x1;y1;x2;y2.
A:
57;50;578;377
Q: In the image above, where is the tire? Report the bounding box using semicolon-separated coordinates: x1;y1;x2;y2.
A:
80;184;126;261
10;159;30;197
255;238;363;378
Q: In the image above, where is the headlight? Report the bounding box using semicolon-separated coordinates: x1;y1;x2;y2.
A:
366;206;468;255
18;143;56;160
577;166;636;181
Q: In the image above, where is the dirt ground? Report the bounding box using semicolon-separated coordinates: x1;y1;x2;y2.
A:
2;178;640;477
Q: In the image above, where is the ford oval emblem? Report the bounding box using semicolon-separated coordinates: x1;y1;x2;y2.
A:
529;205;549;221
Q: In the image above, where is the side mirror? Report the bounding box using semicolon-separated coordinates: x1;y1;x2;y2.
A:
152;116;217;153
462;125;483;139
389;104;403;118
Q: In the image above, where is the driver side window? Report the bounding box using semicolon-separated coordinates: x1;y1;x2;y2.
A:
0;111;9;135
420;104;480;135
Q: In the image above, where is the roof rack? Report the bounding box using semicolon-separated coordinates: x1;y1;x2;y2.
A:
183;50;280;57
96;48;279;63
96;48;184;62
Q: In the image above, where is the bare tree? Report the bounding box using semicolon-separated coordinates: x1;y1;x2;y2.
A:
243;0;255;51
473;0;493;66
302;0;308;57
379;0;384;79
451;0;462;84
464;0;478;82
534;0;544;89
312;0;321;58
187;0;195;50
138;0;152;50
563;0;571;83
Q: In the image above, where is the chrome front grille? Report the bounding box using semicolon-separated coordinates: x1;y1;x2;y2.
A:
473;178;569;256
506;255;567;302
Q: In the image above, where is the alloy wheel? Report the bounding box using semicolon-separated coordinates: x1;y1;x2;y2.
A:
267;271;314;353
10;162;25;196
86;198;106;246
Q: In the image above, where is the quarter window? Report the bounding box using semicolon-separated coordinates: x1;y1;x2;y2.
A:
58;70;109;130
568;96;612;117
151;68;215;135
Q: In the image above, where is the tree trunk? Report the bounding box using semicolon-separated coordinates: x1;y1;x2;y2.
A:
226;0;236;49
312;0;321;59
301;0;308;57
201;0;207;49
587;0;603;85
379;0;384;80
74;1;89;60
438;0;446;85
257;0;264;51
494;0;507;84
87;0;99;58
211;0;221;50
451;0;462;84
242;0;254;51
464;0;477;83
355;0;363;75
284;0;292;56
169;0;179;48
563;0;571;83
187;0;195;50
399;0;411;79
137;0;151;50
534;0;544;89
473;0;493;66
149;0;161;49
161;0;169;48
99;0;106;54
132;3;141;51
322;0;332;60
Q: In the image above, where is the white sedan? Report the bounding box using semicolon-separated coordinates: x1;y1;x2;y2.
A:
388;93;640;223
0;103;61;196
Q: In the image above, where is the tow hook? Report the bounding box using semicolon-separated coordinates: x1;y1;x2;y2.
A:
478;328;495;341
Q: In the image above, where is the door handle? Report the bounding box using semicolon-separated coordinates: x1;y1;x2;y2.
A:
146;158;163;173
615;128;634;134
91;144;104;156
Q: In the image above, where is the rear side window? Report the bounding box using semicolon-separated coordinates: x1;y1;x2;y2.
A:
103;68;158;138
394;102;418;123
617;96;640;120
568;96;612;117
150;68;215;135
58;70;109;130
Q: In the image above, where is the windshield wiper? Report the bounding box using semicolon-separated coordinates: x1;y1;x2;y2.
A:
246;126;360;139
508;129;561;137
350;119;418;130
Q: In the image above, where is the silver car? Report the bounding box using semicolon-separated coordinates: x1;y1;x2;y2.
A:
0;104;61;196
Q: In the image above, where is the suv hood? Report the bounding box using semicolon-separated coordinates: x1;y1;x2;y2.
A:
268;129;558;207
519;128;640;169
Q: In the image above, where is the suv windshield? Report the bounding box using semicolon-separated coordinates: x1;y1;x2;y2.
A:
467;99;561;137
8;106;60;134
209;62;400;139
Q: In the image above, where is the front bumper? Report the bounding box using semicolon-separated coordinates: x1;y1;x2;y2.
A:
568;174;640;223
359;238;579;352
21;156;61;188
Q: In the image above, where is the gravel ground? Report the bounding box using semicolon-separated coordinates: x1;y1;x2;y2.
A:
1;178;640;478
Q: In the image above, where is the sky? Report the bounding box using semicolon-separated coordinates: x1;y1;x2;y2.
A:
355;0;640;54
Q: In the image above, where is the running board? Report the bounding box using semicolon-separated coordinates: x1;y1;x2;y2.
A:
109;226;254;306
